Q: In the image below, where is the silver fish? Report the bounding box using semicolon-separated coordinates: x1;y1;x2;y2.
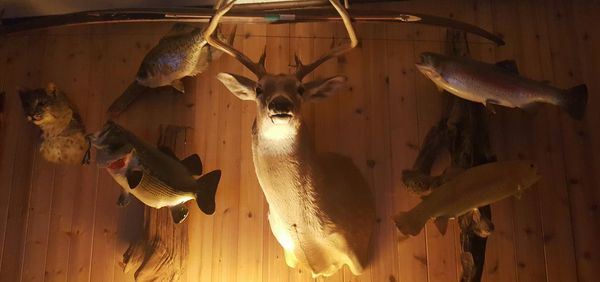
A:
394;160;540;236
416;52;588;120
89;121;221;224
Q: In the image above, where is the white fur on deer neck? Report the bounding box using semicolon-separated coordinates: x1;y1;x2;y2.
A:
204;0;372;277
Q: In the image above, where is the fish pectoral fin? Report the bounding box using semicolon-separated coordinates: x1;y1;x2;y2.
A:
181;154;203;176
484;99;499;114
117;192;131;207
170;204;189;224
495;60;519;74
171;79;185;93
158;146;179;160
126;170;143;189
434;216;450;235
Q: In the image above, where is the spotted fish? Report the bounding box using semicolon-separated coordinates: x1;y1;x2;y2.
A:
416;52;588;120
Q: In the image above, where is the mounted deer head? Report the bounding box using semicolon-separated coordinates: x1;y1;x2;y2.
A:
204;0;375;278
204;0;357;136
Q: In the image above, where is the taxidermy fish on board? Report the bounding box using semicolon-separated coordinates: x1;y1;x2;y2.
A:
416;52;588;120
107;23;237;115
18;83;87;164
88;121;221;224
394;160;541;236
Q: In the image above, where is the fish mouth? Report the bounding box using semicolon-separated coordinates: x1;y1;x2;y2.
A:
269;113;293;125
106;157;127;170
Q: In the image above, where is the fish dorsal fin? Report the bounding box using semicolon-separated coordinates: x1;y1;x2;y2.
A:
158;146;179;160
495;60;519;74
126;170;143;189
160;23;197;41
434;216;450;235
181;154;203;176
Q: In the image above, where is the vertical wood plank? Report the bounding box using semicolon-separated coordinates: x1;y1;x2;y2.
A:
0;33;40;282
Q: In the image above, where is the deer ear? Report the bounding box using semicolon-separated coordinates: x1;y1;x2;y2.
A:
216;73;256;101
304;76;347;102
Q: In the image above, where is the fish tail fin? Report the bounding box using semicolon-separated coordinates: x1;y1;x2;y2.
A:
194;170;221;215
393;211;426;236
107;82;145;117
561;84;588;120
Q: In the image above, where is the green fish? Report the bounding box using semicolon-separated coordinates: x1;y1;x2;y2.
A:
395;160;540;236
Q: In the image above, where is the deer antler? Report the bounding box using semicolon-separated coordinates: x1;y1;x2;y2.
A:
295;0;358;81
204;0;267;78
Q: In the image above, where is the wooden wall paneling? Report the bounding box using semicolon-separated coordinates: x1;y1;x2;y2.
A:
190;24;222;282
209;23;243;282
280;22;311;282
61;26;98;282
111;23;173;282
385;36;430;282
72;24;109;282
525;1;579;281
359;23;399;282
88;24;123;282
235;23;266;282
40;28;85;282
411;29;458;282
185;53;209;282
570;0;600;278
491;1;548;282
545;1;600;281
336;23;370;282
18;30;56;282
0;32;44;282
478;3;520;282
311;21;345;282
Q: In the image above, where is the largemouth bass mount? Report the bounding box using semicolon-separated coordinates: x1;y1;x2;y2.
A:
203;0;375;278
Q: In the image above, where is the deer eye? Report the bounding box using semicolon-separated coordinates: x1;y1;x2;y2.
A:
255;86;263;96
297;86;305;96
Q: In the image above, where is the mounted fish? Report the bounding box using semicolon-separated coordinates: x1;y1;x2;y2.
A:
88;121;221;224
416;52;588;120
394;160;541;236
18;83;87;164
107;23;237;115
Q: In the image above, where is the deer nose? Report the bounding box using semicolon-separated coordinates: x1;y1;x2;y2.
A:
268;97;292;114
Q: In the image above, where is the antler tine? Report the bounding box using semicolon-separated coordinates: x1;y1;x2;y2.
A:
295;0;358;80
204;0;266;78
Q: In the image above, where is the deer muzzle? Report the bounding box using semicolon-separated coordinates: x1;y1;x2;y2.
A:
268;96;294;124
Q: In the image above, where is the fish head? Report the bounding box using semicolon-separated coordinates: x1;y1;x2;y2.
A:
89;121;134;168
416;52;446;81
18;84;58;124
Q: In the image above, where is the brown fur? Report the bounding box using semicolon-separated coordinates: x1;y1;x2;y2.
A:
19;83;87;164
